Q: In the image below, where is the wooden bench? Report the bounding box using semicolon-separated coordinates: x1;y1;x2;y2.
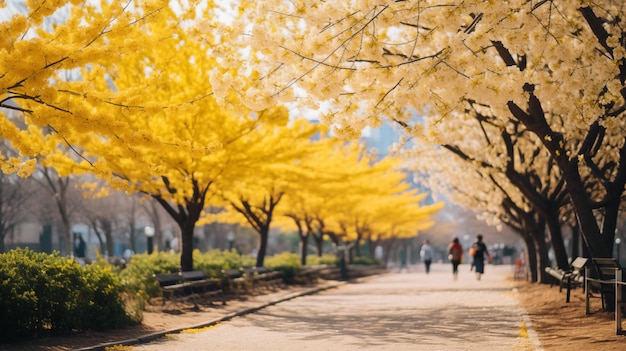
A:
180;270;226;305
222;268;250;296
296;265;331;284
243;267;284;291
585;258;621;313
154;270;226;306
153;273;189;306
222;267;284;295
585;258;626;335
545;257;588;302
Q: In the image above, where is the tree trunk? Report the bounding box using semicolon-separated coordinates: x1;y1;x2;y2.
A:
508;95;610;258
105;229;114;259
571;223;580;260
525;213;551;283
536;235;552;283
0;227;6;253
61;215;72;257
566;175;609;257
180;201;204;272
354;232;362;257
313;219;325;256
39;224;53;254
600;194;621;252
546;213;570;270
314;234;324;256
179;221;194;272
299;233;309;265
367;236;380;259
524;236;537;282
292;217;308;265
382;237;396;266
149;177;210;272
148;201;164;252
256;230;269;267
89;218;108;257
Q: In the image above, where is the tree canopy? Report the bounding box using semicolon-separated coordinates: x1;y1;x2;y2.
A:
212;0;626;260
1;1;443;270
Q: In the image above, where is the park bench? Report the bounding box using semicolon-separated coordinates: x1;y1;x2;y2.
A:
243;266;284;291
222;267;284;295
153;270;225;307
584;257;626;335
222;268;251;296
296;265;331;284
545;257;588;302
153;273;189;306
180;270;226;305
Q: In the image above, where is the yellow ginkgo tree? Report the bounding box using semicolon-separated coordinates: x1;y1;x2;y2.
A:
365;190;443;265
1;1;203;258
330;158;442;260
0;1;186;174
279;137;442;264
279;138;374;264
34;2;294;271
217;119;324;267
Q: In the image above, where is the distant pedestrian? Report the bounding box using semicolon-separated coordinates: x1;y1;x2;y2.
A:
374;245;384;262
470;234;490;280
420;240;434;274
447;238;463;280
73;232;86;258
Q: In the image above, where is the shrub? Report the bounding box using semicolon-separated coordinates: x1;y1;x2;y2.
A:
79;263;134;329
118;251;179;299
194;249;254;278
306;254;338;266
352;256;379;266
265;252;302;282
0;248;132;341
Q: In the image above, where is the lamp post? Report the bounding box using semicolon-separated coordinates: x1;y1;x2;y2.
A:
616;237;622;265
144;226;155;255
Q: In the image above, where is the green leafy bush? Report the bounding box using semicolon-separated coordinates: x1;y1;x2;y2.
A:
194;249;255;278
265;252;302;282
119;250;259;300
79;262;135;328
352;256;379;266
306;254;338;265
0;248;132;341
0;246;374;341
118;251;179;299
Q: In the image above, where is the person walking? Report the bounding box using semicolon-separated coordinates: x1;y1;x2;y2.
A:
447;238;463;280
470;234;490;280
420;240;434;274
73;232;86;258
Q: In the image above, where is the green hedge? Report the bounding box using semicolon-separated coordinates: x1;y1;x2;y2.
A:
0;247;370;341
118;251;180;299
118;249;257;300
265;252;302;282
193;249;256;278
306;254;339;265
352;256;379;266
0;248;132;341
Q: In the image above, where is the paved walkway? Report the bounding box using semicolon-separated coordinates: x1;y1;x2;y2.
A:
126;263;543;351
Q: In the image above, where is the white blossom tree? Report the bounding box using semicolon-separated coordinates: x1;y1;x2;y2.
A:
210;0;626;260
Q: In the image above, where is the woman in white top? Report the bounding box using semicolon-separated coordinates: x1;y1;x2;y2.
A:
420;240;434;274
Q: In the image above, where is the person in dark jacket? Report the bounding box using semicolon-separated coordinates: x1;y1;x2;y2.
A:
73;232;86;258
471;234;489;280
447;238;463;280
